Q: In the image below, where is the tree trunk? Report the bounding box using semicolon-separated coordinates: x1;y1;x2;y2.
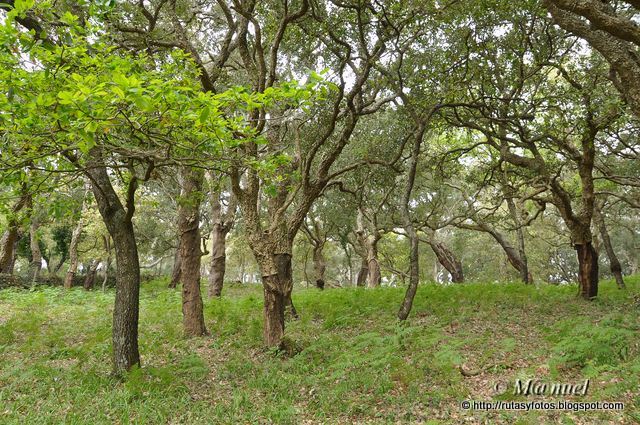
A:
345;247;353;285
285;287;298;319
356;257;368;287
485;227;531;284
253;250;295;348
398;124;423;320
0;186;28;275
0;229;20;274
364;234;382;288
64;218;84;289
398;228;419;320
177;167;207;337
83;259;99;290
367;255;381;287
428;240;464;283
312;244;326;290
514;226;531;284
169;241;181;288
206;176;235;298
594;205;625;289
102;235;111;291
263;277;286;348
504;194;531;284
109;221;141;373
28;218;42;283
84;152;141;375
53;252;67;276
279;253;298;319
575;242;598;299
208;228;226;297
65;185;89;289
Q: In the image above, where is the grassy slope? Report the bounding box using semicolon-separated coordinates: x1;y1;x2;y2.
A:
0;277;639;424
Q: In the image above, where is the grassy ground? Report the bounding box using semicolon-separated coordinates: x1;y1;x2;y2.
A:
0;277;639;424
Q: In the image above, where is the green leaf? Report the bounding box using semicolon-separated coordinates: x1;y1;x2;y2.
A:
199;106;210;124
57;91;75;105
111;86;125;99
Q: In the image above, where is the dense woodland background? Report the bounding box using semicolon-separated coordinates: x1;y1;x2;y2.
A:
0;0;640;422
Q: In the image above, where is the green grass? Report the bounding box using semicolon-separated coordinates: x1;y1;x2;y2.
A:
1;277;639;424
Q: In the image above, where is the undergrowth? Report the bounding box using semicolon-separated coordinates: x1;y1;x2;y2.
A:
0;276;638;424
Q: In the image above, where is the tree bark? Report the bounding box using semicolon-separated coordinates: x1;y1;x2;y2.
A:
84;150;141;375
263;276;286;348
398;124;424;320
356;257;368;287
594;204;625;289
366;252;382;288
83;259;99;290
102;235;111;291
64;218;84;289
64;185;89;289
303;219;327;290
0;187;28;275
207;174;236;298
208;231;226;297
53;251;67;276
428;239;464;283
355;210;382;288
576;241;599;299
177;167;207;337
0;229;20;275
254;249;295;348
485;226;531;284
29;218;42;283
108;220;142;373
312;244;326;290
282;256;298;320
503;184;532;284
169;241;181;288
339;238;353;285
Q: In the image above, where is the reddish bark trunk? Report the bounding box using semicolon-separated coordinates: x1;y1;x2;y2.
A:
263;280;286;348
575;242;598;300
276;253;297;319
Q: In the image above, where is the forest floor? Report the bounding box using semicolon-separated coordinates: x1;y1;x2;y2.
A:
0;277;639;424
